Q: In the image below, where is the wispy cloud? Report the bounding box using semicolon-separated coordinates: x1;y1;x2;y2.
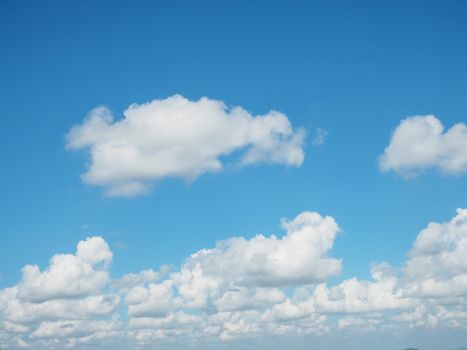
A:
312;127;327;147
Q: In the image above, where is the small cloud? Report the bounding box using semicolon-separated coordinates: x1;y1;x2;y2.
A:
312;127;327;147
113;241;128;250
379;115;467;178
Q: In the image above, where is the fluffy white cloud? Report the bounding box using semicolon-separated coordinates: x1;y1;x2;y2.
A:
123;211;341;320
403;208;467;298
66;95;305;197
2;210;467;349
312;264;414;314
0;237;120;349
112;268;163;292
393;303;467;329
0;289;120;325
30;318;121;340
177;211;342;288
389;209;467;331
17;236;112;302
214;287;285;312
379;115;467;177
126;280;180;318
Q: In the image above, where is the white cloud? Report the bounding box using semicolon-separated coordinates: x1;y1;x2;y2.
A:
379;115;467;177
338;316;382;330
17;236;112;302
312;273;414;314
126;280;180;318
390;209;467;330
112;269;161;292
123;211;341;320
404;208;467;298
66;95;306;197
0;289;119;325
0;237;120;349
176;211;342;289
214;287;286;312
2;210;467;349
30;318;120;340
312;127;328;146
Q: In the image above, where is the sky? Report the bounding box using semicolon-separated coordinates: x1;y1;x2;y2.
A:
0;1;467;349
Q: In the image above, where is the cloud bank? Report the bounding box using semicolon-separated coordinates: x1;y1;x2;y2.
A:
66;95;305;197
379;115;467;177
1;210;467;349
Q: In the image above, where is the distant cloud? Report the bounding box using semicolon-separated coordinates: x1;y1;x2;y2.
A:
1;210;467;348
379;115;467;178
312;127;327;147
66;95;305;197
113;241;128;251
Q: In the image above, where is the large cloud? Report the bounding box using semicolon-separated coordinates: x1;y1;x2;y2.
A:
379;115;467;177
2;210;467;349
66;95;306;197
178;211;342;288
124;211;342;318
0;237;120;349
403;208;467;298
386;209;467;331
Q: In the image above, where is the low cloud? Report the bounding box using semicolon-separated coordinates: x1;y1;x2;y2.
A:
66;95;305;197
0;237;119;349
17;236;112;302
1;210;467;348
404;208;467;298
177;211;342;288
379;115;467;178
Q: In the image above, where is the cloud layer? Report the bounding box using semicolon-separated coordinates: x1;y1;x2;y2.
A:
0;237;120;349
66;95;305;197
1;210;467;349
379;115;467;177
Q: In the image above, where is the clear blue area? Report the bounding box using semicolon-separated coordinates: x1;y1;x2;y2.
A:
0;0;466;288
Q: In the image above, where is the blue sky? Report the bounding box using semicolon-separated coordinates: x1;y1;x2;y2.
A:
1;1;467;349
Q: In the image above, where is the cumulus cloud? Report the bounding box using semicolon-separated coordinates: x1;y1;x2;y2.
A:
112;269;162;292
0;237;120;349
177;211;342;288
379;115;467;177
2;210;467;349
386;209;467;331
123;211;341;319
403;208;467;298
17;236;112;302
214;287;286;312
312;266;414;314
66;95;306;197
